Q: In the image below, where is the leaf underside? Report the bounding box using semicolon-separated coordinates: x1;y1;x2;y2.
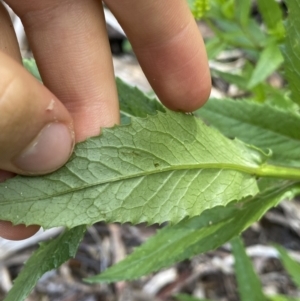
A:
0;111;264;229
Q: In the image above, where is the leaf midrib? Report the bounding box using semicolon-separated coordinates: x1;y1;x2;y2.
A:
0;162;258;205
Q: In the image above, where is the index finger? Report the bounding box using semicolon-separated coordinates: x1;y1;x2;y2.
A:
105;0;211;111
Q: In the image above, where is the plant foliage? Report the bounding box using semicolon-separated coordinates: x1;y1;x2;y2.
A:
87;182;300;282
3;0;300;300
231;237;266;301
276;245;300;288
3;226;86;301
0;110;266;228
281;0;300;105
175;238;300;301
195;98;300;168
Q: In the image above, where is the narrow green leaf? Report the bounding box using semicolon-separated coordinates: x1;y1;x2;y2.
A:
214;19;266;49
206;0;229;20
116;77;165;118
276;245;300;288
214;61;269;102
251;83;267;103
257;0;285;38
212;69;248;90
218;0;235;20
196;98;300;168
23;58;41;81
86;182;300;282
267;295;300;301
205;37;227;60
282;0;300;105
4;226;86;301
235;0;251;27
176;294;212;301
248;42;284;88
231;237;266;301
0;112;264;229
266;295;300;301
263;85;296;112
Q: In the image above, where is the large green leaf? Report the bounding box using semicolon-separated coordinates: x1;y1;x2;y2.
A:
0;112;263;229
86;181;300;282
4;226;86;301
196;98;300;168
282;0;300;105
276;245;300;288
231;237;266;301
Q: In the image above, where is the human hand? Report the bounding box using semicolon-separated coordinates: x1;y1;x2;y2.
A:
0;0;211;240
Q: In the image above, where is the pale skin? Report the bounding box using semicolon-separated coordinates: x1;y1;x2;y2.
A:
0;0;211;240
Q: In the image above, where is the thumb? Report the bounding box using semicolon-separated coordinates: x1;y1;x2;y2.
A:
0;52;75;175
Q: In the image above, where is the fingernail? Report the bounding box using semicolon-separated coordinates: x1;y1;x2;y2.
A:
14;123;74;174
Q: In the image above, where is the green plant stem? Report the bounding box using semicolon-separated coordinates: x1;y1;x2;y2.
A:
157;163;300;181
3;164;297;206
257;164;300;180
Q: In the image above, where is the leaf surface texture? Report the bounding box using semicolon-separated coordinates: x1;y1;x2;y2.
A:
0;112;263;228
